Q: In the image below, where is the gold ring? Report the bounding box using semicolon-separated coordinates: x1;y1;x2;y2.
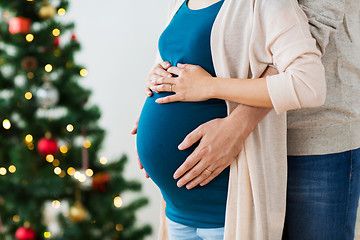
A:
170;84;173;92
204;168;212;174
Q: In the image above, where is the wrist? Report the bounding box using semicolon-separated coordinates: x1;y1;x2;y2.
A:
207;77;219;99
226;105;271;137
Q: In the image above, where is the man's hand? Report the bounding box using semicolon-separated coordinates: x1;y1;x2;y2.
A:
174;66;278;189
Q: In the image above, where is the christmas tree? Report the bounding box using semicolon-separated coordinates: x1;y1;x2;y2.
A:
0;0;151;239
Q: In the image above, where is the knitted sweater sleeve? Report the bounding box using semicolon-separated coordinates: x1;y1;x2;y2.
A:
298;0;346;54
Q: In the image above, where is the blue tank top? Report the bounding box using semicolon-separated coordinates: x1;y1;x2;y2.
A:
137;0;228;228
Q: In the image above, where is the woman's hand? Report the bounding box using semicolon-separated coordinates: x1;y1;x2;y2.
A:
146;61;172;96
131;116;149;178
151;63;214;103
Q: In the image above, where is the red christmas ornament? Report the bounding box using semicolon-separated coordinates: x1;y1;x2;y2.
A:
37;137;58;156
54;36;60;46
15;227;36;240
92;173;111;192
71;34;77;41
9;17;31;34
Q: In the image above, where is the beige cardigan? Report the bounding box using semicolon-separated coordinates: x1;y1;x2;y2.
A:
158;0;326;239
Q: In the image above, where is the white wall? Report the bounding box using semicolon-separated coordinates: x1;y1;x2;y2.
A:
65;1;168;239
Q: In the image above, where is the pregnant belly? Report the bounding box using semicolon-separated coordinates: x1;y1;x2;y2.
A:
136;92;227;189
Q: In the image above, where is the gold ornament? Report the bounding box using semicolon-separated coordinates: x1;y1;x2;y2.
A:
69;201;88;222
39;4;56;19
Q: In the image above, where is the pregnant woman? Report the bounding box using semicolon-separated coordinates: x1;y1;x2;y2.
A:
133;0;326;239
137;0;229;238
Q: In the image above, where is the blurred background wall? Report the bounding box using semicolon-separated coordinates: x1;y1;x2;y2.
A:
65;0;169;238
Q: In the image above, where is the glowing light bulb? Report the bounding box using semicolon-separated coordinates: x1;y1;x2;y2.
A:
78;174;86;182
83;140;91;148
66;124;74;132
26;34;34;42
67;167;75;176
52;28;60;37
46;154;54;163
116;224;124;231
54;167;61;175
52;200;61;208
114;196;123;208
100;156;108;165
2;119;11;129
44;232;51;238
85;169;93;177
13;215;20;222
9;165;16;173
60;145;68;154
25;134;33;143
45;64;53;72
0;167;7;175
58;8;66;16
74;171;81;179
80;69;88;77
25;91;33;100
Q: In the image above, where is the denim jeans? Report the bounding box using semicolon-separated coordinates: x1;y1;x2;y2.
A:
166;217;224;240
283;148;360;240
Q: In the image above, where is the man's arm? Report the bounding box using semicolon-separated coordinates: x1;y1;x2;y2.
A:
298;0;345;54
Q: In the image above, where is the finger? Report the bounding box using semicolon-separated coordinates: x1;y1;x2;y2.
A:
155;94;181;104
160;61;171;70
173;146;206;179
147;75;160;93
152;76;176;86
167;67;183;76
145;87;153;97
134;141;142;169
130;117;139;135
151;84;173;93
135;144;150;179
154;65;173;78
178;127;203;150
176;162;209;188
185;167;217;189
177;63;192;69
199;168;222;187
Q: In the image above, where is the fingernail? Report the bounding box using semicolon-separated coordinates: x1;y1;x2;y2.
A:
168;74;172;77
178;144;183;150
177;181;183;187
186;184;192;190
173;173;178;179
